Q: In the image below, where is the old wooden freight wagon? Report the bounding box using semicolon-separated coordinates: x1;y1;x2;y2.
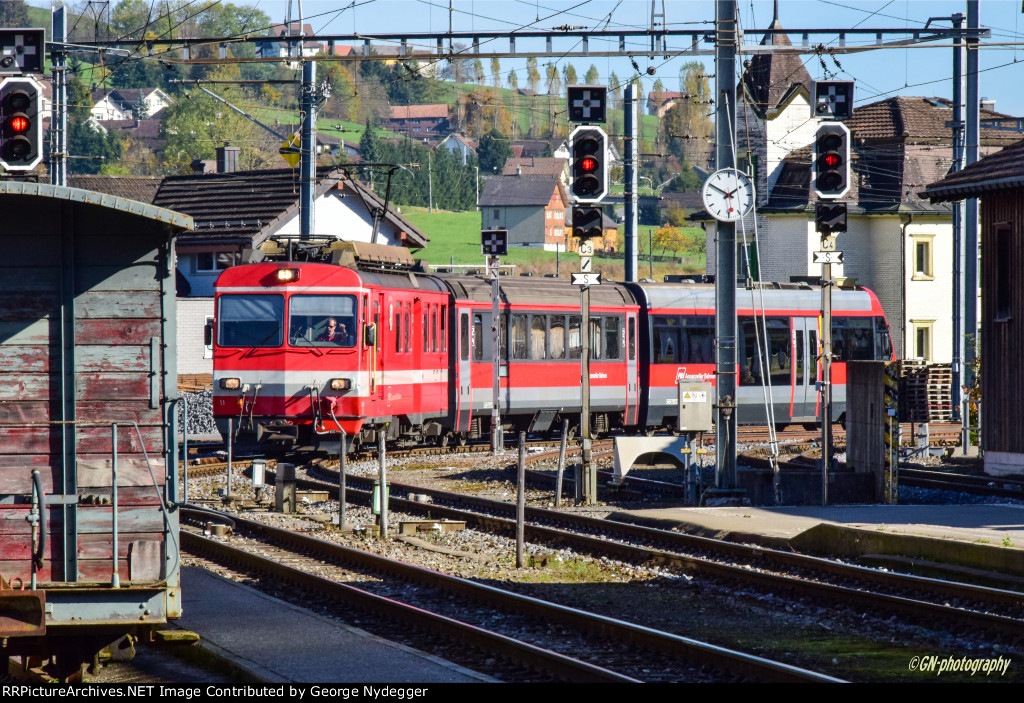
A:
0;182;192;675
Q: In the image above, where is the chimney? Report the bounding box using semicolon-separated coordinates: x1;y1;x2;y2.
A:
190;159;207;175
516;164;522;176
980;97;996;113
216;144;240;173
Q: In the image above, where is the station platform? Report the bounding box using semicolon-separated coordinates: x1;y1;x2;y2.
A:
609;503;1024;588
175;566;494;683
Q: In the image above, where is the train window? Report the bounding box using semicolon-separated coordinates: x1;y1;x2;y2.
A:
395;310;402;353
473;314;484;361
531;315;547;359
289;295;357;347
218;294;284;347
604;317;620;360
550;316;566;359
766;318;791;386
740;317;790;386
680;316;714;364
431;308;438;353
589;318;602;359
424;312;429;353
460;313;469;360
874;317;892;359
404;307;411;353
568;315;582;359
795;330;805;383
809;330;818;373
511;315;528;359
653;316;679;363
499;314;508;361
628;317;636;360
832;317;874;362
440;309;446;353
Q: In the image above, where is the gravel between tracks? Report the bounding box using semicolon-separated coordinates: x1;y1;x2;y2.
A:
181;447;1020;683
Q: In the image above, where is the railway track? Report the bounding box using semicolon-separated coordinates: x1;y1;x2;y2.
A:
180;511;838;683
296;462;1024;649
899;468;1024;500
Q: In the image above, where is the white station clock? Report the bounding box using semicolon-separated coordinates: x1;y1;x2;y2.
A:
701;168;754;222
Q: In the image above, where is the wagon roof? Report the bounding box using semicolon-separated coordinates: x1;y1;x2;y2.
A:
0;181;194;231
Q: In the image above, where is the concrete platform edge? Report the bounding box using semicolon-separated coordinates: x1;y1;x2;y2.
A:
606;511;1024;579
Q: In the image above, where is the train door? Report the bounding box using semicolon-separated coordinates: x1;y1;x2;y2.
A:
456;309;473;431
374;293;386;403
737;316;795;425
791;317;819;420
625;312;638;425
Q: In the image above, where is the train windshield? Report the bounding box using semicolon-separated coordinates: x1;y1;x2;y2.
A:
218;294;284;347
289;295;357;348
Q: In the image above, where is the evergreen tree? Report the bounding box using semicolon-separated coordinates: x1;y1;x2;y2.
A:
477;129;512;174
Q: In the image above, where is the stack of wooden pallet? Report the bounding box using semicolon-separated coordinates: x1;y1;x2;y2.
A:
899;361;954;422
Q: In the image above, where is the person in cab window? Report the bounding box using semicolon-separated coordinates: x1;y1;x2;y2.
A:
317;317;348;345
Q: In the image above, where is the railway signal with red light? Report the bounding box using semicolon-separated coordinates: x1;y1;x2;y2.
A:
0;76;43;172
569;125;608;203
812;122;851;199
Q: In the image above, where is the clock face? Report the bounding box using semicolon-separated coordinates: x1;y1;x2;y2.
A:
702;169;754;222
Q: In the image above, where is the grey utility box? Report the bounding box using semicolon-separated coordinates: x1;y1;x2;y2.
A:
677;381;714;433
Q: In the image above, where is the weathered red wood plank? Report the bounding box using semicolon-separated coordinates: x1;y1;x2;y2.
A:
77;374;151;400
0;505;166;535
0;374;50;400
77;319;162;346
76;291;161;320
0;425;163;455
0;401;162;426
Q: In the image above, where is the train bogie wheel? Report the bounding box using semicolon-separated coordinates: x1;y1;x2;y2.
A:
457;433;468;447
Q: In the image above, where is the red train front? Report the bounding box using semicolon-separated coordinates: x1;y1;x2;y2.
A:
212;261;450;452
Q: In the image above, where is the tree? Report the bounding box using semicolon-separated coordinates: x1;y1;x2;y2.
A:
506;70;519;139
0;0;29;27
477;129;512;175
653;226;686;257
490;57;501;89
111;0;154;40
584;65;599;85
359;120;381;180
526;58;540;93
608;72;621;110
562;63;577;87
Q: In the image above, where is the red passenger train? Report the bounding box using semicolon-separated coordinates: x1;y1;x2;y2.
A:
212;255;894;453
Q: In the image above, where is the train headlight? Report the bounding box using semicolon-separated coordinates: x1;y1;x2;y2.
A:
276;268;300;283
329;378;352;391
220;377;241;390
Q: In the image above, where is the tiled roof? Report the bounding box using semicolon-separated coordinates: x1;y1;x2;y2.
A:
922;138;1024;202
68;175;163;204
846;96;1016;143
97;117;163;139
479;174;560;207
765;143;953;214
389;104;449;120
741;20;812;119
152;167;427;247
502;157;567;176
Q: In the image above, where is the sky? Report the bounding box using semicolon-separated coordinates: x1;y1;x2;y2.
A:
28;0;1024;116
253;0;1024;116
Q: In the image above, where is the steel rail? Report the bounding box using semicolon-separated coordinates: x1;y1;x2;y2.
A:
183;517;841;683
304;467;1024;628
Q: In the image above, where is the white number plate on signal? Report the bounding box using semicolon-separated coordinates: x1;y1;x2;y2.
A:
577;239;595;256
813;251;844;264
571;273;602;286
